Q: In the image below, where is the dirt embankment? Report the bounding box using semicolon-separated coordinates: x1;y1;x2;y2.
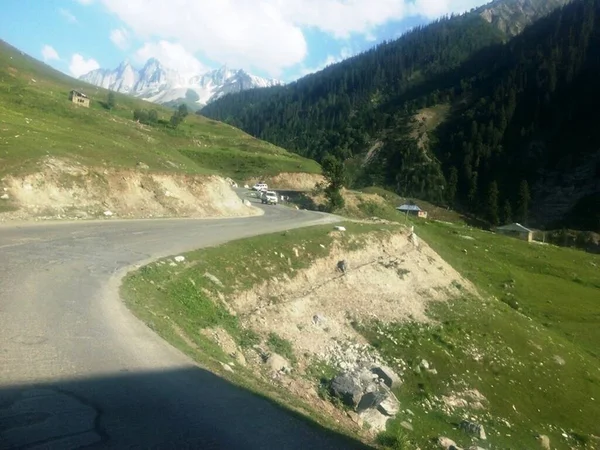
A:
0;158;260;222
246;172;325;191
234;229;473;362
201;226;476;434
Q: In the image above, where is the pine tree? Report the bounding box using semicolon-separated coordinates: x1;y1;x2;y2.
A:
107;92;116;110
486;181;500;225
321;155;347;211
517;180;531;224
446;166;458;206
502;199;512;224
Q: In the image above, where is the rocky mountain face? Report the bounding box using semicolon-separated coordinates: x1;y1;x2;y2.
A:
79;59;280;109
476;0;572;37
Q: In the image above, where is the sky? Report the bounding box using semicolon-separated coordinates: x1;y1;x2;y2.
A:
0;0;492;82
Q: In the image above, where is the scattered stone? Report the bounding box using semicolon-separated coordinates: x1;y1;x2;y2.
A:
266;353;291;374
136;162;150;170
400;421;413;431
420;359;430;370
358;408;389;433
406;409;415;416
103;210;113;217
174;256;185;263
337;260;347;273
330;373;363;407
169;262;177;267
460;420;486;440
371;365;401;389
334;226;346;231
553;355;566;366
0;193;8;200
319;244;326;248
220;362;234;373
293;248;299;257
468;447;486;450
243;199;252;207
312;314;326;326
536;434;550;450
244;184;250;189
204;272;224;288
438;437;458;449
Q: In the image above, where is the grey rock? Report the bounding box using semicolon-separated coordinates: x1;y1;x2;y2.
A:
312;314;326;326
204;272;224;288
358;408;389;432
357;391;386;412
420;359;430;370
460;421;486;440
377;388;400;416
0;193;9;200
337;260;347;273
438;437;458;449
536;434;550;450
330;373;363;407
266;353;291;374
136;162;150;169
371;365;401;388
400;421;413;431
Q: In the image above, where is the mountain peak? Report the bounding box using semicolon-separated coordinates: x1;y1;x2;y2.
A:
79;58;280;110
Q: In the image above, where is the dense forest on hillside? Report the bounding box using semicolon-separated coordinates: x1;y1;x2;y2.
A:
203;0;600;231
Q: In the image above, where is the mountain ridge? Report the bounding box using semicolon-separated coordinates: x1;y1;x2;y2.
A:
80;58;281;110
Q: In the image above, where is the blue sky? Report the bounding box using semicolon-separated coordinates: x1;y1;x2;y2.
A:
0;0;491;82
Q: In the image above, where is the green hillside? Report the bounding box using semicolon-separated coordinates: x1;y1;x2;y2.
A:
201;0;599;231
0;40;320;180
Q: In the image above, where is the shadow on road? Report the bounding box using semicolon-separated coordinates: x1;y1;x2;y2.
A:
0;366;373;450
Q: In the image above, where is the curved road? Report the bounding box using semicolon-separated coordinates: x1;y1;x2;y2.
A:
0;202;368;449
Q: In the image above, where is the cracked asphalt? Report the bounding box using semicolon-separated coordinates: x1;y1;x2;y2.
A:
0;202;369;449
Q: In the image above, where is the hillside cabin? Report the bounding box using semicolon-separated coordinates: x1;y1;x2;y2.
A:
397;203;428;219
69;90;90;108
495;223;533;242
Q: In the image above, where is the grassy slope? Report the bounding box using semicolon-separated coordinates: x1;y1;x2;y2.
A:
121;222;395;444
0;40;320;180
372;219;600;449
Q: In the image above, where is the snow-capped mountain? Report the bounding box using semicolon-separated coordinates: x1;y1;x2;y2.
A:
79;59;281;109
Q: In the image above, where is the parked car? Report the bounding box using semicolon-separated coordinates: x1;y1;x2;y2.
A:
261;191;278;205
252;182;268;192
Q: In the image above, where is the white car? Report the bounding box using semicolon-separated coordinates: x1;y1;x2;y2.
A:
252;182;268;192
261;191;278;205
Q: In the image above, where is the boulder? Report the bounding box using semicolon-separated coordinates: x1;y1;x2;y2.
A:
357;391;386;412
266;353;291;374
0;193;8;200
358;408;389;433
377;389;400;416
174;256;185;263
459;420;486;440
331;373;363;407
371;365;401;388
420;359;430;370
136;162;150;170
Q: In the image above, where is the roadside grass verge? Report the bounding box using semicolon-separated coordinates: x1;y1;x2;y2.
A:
121;221;401;445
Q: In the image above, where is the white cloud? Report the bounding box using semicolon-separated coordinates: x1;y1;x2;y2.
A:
110;28;129;49
69;53;100;77
134;41;207;76
42;45;60;62
59;8;78;23
297;47;357;78
98;0;489;75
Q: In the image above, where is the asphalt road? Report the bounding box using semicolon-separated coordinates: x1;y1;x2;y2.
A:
0;201;368;449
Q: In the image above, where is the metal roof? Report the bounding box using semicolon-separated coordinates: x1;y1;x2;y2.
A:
397;204;422;212
496;223;533;233
71;90;88;98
